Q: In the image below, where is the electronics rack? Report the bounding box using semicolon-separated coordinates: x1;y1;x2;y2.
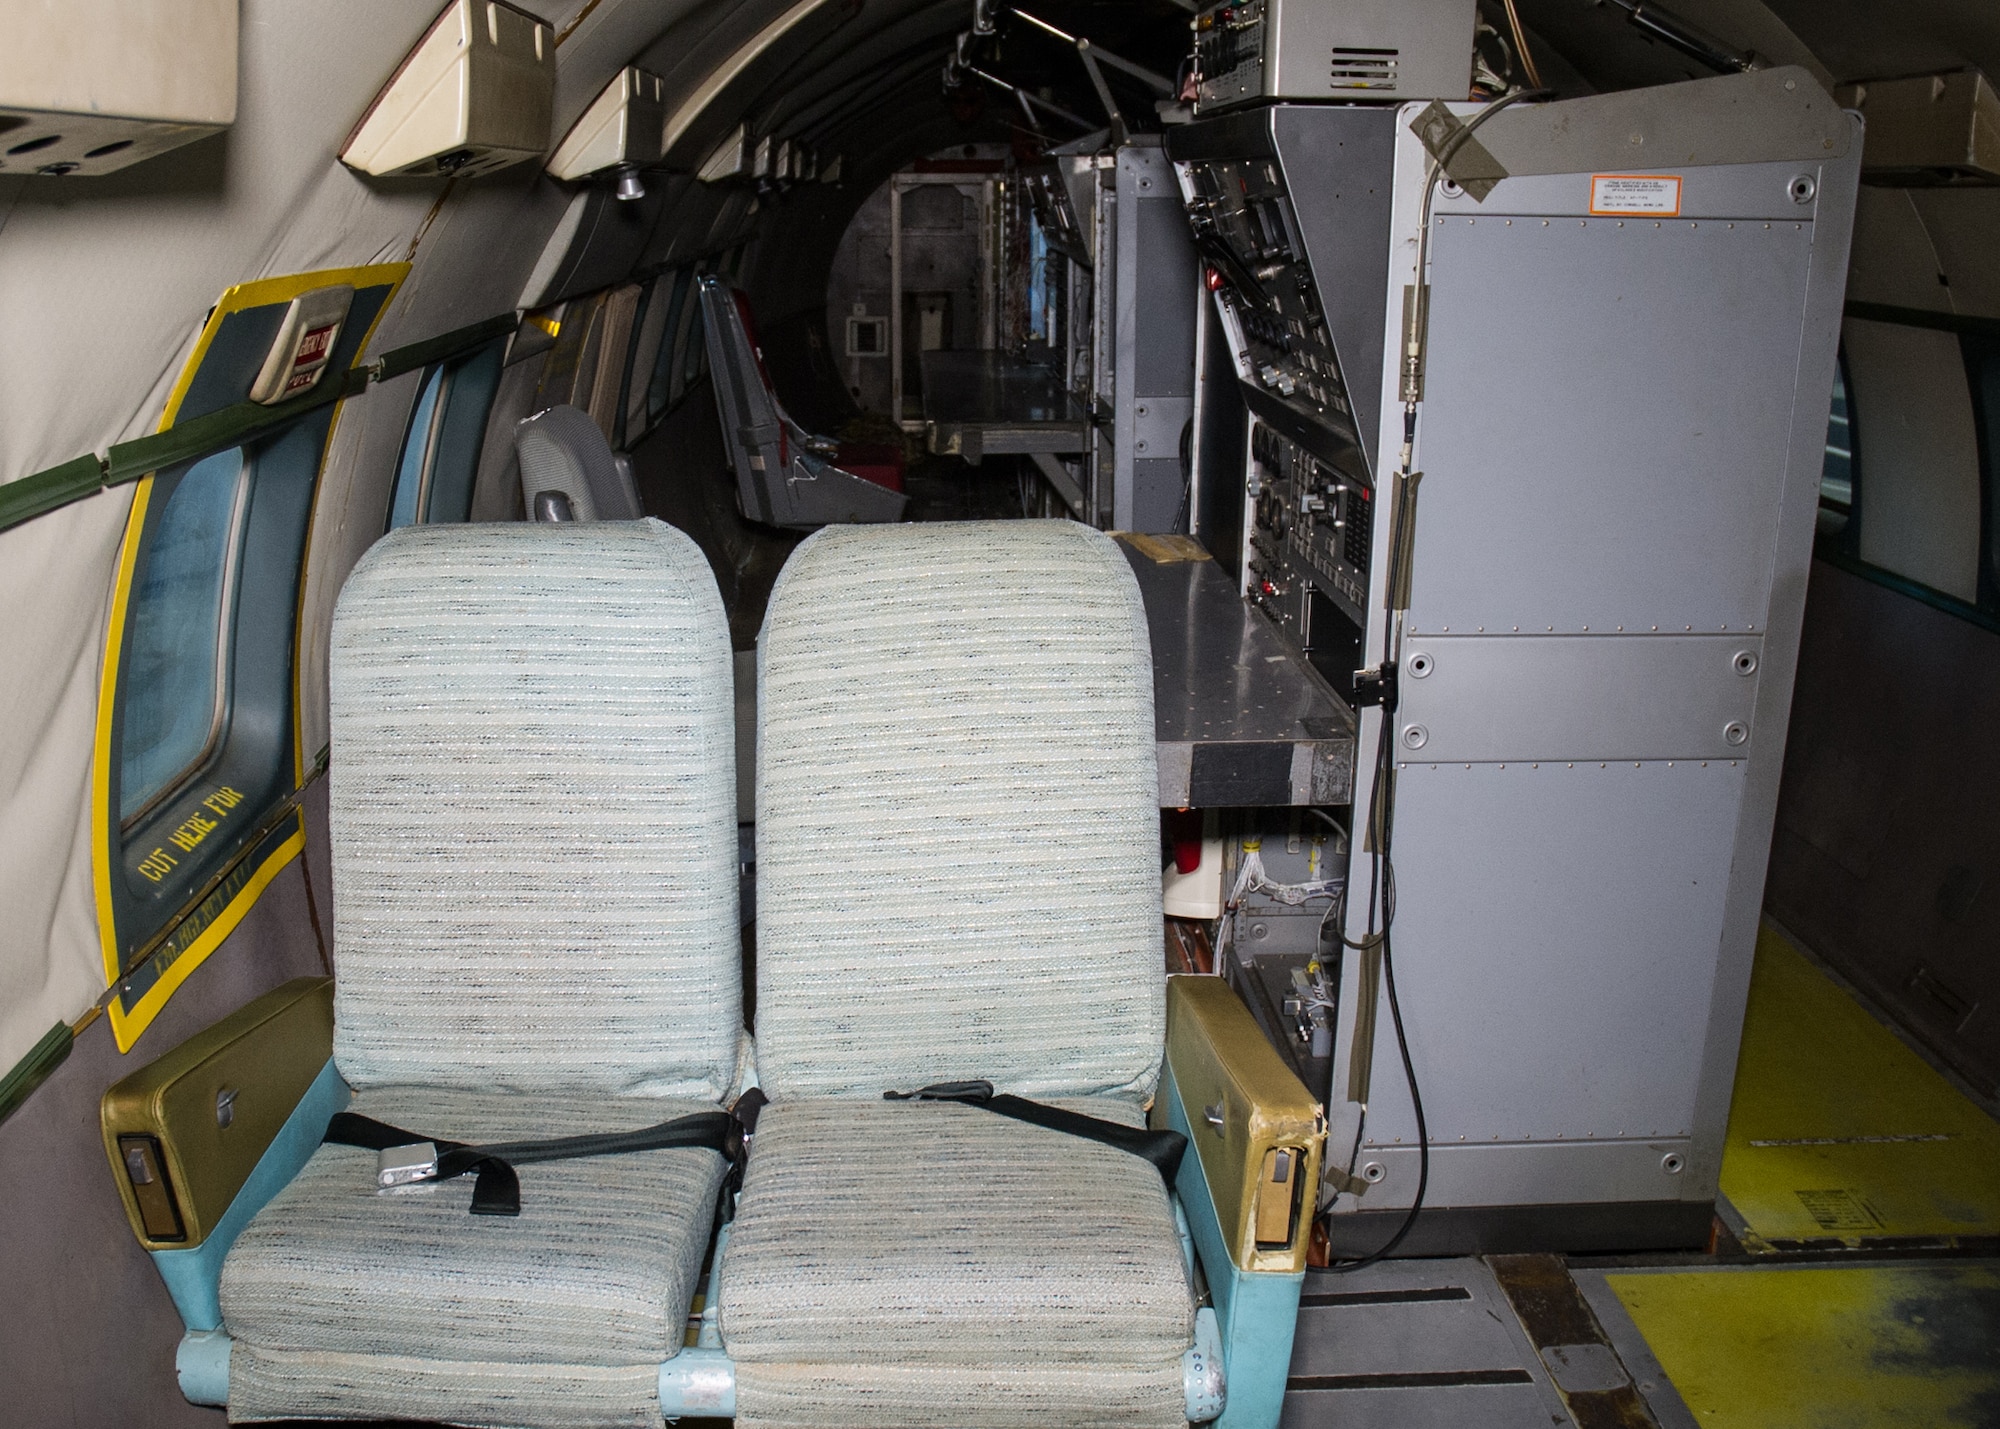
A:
1246;421;1371;688
1191;0;1479;114
1172;106;1403;698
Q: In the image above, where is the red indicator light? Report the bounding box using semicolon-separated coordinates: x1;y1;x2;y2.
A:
1204;266;1225;291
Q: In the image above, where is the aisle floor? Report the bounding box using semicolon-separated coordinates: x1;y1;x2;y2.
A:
1720;927;2000;1249
1286;923;2000;1428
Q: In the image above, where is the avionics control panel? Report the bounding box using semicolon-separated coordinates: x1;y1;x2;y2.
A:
1169;104;1401;699
1192;1;1271;112
1245;418;1369;694
1182;154;1364;456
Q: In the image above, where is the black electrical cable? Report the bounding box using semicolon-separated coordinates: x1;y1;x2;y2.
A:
1325;728;1427;1271
1319;85;1551;1272
1173;416;1195;533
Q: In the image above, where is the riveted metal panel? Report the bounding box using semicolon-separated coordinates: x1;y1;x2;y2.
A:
1395;634;1765;764
1410;214;1817;636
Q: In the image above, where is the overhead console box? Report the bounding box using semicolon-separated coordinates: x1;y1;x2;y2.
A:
549;67;666;183
0;0;235;177
1835;71;2000;185
1192;0;1477;114
342;0;555;179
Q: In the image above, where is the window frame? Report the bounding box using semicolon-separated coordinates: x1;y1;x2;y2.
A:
385;336;507;531
387;362;449;530
94;265;405;1054
1814;309;2000;634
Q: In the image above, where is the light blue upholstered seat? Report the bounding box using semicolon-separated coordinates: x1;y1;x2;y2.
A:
217;521;740;1428
720;520;1192;1429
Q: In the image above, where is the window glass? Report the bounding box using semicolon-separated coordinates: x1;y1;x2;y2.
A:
1816;358;1853;542
119;448;248;822
388;364;447;529
1957;334;2000;608
625;277;669;439
1821;361;1853;508
424;340;505;525
1846;321;1983;602
646;269;693;423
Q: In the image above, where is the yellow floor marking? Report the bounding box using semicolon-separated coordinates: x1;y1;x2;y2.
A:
1720;926;2000;1245
1610;1264;2000;1429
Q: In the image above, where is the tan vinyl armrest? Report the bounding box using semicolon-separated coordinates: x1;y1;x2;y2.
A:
100;977;333;1250
1161;975;1326;1274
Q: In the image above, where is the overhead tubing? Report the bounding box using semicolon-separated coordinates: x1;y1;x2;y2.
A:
661;0;844;158
944;5;1172;144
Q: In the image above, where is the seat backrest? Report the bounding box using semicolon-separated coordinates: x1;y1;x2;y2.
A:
515;403;642;521
328;521;740;1101
754;520;1162;1102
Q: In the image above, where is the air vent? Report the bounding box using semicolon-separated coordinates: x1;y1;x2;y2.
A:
1330;45;1399;90
1343;486;1373;571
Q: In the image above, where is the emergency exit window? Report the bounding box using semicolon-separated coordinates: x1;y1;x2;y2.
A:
119;447;249;823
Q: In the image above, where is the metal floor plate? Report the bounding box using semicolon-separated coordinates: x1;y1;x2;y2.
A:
1282;1259;1571;1428
1578;1260;2000;1429
1720;927;2000;1249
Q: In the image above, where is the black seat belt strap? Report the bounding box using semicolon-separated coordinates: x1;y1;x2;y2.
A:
884;1080;1187;1184
324;1109;742;1217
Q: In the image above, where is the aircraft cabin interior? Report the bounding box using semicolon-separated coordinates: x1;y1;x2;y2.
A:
5;1;2000;1426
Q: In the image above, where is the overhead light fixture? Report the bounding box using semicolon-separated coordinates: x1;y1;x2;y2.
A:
547;66;666;189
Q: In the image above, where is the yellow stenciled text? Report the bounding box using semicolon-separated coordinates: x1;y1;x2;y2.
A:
164;787;242;855
135;848;178;883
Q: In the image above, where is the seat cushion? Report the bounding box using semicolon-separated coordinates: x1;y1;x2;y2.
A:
719;1098;1192;1426
226;1349;661;1429
219;1087;726;1426
732;1361;1189;1429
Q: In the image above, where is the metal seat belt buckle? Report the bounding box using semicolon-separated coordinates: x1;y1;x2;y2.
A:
377;1141;439;1189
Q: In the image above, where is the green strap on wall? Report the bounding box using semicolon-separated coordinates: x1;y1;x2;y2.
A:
0;314;519;537
104;370;371;486
0;455;112;533
0;1021;74;1130
373;313;517;383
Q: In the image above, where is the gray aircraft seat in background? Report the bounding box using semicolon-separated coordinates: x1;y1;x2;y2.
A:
697;275;908;531
516;402;643;521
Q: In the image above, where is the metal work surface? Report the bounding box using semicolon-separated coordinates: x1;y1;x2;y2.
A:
1120;536;1354;806
921;350;1088;460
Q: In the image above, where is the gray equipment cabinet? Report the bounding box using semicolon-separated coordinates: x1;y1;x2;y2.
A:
1173;68;1863;1253
1111;139;1200;532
